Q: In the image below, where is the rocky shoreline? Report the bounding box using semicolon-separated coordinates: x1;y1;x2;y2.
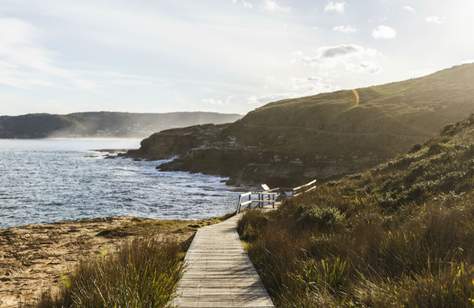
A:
0;216;219;307
124;124;386;187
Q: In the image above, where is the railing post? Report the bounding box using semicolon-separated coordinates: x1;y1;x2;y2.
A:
237;195;241;214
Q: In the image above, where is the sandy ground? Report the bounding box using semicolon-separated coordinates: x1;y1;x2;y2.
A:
0;216;219;307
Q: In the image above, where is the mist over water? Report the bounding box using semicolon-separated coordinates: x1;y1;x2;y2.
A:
0;139;239;228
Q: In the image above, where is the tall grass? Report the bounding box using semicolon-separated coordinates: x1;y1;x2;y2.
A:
33;238;184;308
239;190;474;307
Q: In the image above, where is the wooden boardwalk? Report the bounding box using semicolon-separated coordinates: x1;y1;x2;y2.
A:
173;214;274;308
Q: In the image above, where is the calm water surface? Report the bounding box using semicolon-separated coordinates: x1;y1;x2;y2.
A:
0;139;239;228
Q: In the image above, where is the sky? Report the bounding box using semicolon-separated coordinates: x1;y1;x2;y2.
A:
1;0;473;116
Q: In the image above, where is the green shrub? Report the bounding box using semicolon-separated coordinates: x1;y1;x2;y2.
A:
297;207;345;231
239;188;474;307
237;209;268;241
376;230;429;276
297;257;350;295
409;143;423;153
248;227;302;295
399;263;474;308
356;264;474;308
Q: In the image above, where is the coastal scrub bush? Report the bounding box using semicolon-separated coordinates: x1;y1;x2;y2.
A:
239;186;474;307
237;209;268;241
297;257;350;295
355;264;474;308
296;206;344;231
34;238;184;308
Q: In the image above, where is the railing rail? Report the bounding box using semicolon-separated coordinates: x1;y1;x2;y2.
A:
235;179;317;213
236;190;279;214
292;179;317;197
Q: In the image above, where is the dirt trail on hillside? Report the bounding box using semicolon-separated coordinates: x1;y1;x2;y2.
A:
352;89;360;106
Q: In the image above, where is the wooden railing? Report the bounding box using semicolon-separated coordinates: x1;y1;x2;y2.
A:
236;188;279;214
235;179;317;214
292;179;317;197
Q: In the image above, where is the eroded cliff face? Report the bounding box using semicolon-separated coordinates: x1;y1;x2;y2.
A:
125;123;381;187
158;149;381;187
126;124;228;160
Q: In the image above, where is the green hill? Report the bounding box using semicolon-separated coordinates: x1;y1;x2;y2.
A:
0;111;241;138
238;113;474;307
130;63;474;186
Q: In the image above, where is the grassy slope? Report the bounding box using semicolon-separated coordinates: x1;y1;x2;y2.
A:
138;64;474;186
228;63;474;164
238;115;474;307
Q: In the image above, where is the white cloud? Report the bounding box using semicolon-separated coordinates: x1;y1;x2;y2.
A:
262;0;291;13
0;0;467;116
0;17;158;91
324;1;345;14
426;16;445;24
351;61;381;74
317;45;362;59
333;25;357;33
0;18;88;89
241;72;339;109
289;76;336;94
461;59;474;65
246;76;335;107
0;18;49;70
245;50;383;107
403;6;416;13
296;44;382;75
232;0;253;9
201;96;234;106
372;25;397;39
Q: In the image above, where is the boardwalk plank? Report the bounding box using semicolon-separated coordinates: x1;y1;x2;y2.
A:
173;215;274;307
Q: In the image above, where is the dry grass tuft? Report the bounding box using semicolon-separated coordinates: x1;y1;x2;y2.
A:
32;238;184;308
240;192;474;307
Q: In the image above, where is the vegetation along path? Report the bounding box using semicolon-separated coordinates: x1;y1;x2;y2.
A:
173;214;274;307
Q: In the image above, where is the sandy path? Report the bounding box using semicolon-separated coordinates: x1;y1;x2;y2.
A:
0;217;216;307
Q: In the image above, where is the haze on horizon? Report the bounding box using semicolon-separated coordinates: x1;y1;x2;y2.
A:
1;0;473;116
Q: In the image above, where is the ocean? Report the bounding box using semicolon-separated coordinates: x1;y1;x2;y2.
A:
0;138;239;228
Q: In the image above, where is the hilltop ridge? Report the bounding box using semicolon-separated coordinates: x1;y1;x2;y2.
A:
129;63;474;186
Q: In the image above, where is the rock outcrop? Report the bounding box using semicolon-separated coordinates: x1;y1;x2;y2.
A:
126;123;382;187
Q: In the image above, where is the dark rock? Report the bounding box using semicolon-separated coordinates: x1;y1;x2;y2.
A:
95;229;132;238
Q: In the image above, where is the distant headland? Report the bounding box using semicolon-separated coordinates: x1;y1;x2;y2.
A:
0;111;242;139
